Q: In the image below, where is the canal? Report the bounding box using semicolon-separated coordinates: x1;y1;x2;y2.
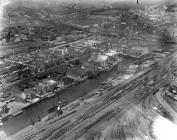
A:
0;58;133;136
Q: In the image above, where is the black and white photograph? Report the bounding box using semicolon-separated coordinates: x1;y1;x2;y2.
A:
0;0;177;139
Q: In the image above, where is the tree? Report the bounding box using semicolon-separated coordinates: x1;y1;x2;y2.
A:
70;59;80;66
75;59;80;65
64;55;70;61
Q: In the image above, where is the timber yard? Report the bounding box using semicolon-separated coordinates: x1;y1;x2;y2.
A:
1;0;177;140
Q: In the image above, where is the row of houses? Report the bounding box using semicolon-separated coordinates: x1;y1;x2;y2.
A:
18;79;64;102
117;46;149;58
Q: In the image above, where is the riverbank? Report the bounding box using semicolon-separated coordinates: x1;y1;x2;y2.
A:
0;76;88;122
0;57;134;136
7;67;136;140
0;61;120;123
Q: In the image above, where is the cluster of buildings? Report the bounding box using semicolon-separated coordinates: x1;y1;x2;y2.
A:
1;27;28;44
21;79;64;103
0;102;8;116
0;34;123;105
166;85;177;101
1;4;175;122
0;58;29;84
143;5;166;21
141;5;177;42
1;19;89;45
117;46;149;58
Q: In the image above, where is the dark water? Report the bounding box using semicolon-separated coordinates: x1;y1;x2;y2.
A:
0;58;133;136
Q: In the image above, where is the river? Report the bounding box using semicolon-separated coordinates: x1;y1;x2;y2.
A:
0;58;133;136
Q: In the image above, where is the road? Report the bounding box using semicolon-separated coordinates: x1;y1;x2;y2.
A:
8;55;170;140
153;50;177;125
3;49;177;140
0;36;90;91
66;71;168;140
0;60;126;136
154;50;177;122
0;33;91;58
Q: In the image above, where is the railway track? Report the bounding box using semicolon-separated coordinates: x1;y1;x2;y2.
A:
48;65;159;140
17;57;171;140
71;81;169;140
35;78;146;140
63;62;172;140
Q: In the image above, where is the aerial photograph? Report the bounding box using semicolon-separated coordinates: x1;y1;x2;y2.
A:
0;0;177;139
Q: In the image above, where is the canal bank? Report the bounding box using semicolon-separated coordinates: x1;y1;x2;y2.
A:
0;58;133;136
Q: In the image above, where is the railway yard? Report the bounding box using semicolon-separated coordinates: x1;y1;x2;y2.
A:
1;1;177;140
8;50;177;140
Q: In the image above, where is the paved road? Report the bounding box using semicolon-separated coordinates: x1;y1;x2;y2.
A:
154;50;177;122
9;59;169;140
6;50;177;140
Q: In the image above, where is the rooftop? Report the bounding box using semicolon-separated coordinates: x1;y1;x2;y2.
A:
96;55;108;62
105;49;117;56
